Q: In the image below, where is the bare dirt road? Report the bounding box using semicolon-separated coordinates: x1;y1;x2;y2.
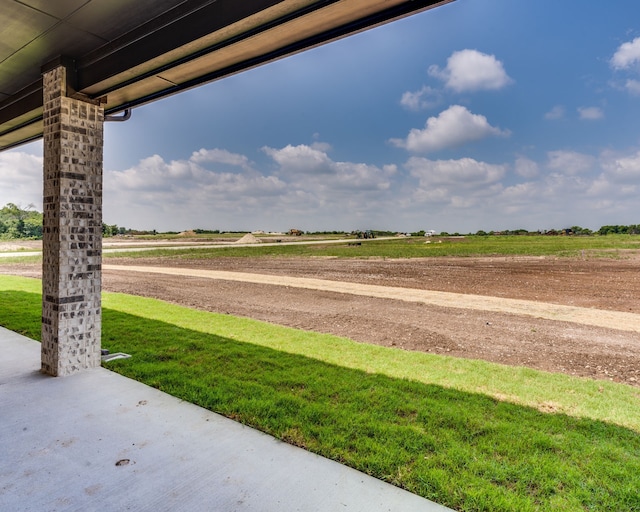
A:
2;253;640;387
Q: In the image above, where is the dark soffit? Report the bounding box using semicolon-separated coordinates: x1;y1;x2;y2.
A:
0;0;453;151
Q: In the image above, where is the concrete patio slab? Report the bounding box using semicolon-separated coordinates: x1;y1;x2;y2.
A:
0;327;452;511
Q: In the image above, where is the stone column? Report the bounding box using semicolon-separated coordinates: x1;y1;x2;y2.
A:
41;64;104;377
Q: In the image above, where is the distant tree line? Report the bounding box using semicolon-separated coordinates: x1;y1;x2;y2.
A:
597;225;640;235
193;229;222;234
102;224;159;236
472;225;639;236
473;226;594;236
97;224;640;238
2;203;640;240
0;203;43;239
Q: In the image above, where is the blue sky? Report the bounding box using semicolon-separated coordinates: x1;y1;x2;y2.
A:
2;0;640;233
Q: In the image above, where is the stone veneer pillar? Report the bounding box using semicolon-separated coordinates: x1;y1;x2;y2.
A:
41;64;104;377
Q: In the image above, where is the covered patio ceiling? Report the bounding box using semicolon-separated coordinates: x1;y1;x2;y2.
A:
0;0;453;151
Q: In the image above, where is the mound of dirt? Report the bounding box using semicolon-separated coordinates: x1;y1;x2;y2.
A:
235;233;262;244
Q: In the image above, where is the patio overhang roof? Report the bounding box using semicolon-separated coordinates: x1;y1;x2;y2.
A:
0;0;453;151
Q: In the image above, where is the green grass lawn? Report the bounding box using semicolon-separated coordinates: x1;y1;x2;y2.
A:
1;274;639;511
101;234;640;260
2;234;639;263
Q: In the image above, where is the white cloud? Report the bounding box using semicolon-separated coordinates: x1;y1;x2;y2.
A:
103;144;403;231
544;105;565;120
611;37;640;70
109;152;283;196
96;143;640;234
311;141;332;152
625;79;640;95
406;156;506;188
31;125;640;234
400;85;441;111
515;156;539;178
0;151;43;208
428;49;513;92
390;105;510;153
547;150;596;175
190;148;252;170
263;144;394;191
601;150;640;182
610;38;640;97
262;144;334;176
105;150;287;230
585;174;613;197
501;181;540;201
577;106;604;120
402;157;514;218
109;155;187;190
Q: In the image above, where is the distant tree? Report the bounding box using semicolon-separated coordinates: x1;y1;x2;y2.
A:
570;226;592;236
102;223;120;237
0;203;42;239
194;228;228;235
22;215;42;238
599;225;623;235
598;224;640;235
506;229;529;236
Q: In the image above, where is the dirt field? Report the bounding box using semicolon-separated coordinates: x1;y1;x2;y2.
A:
2;253;640;387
